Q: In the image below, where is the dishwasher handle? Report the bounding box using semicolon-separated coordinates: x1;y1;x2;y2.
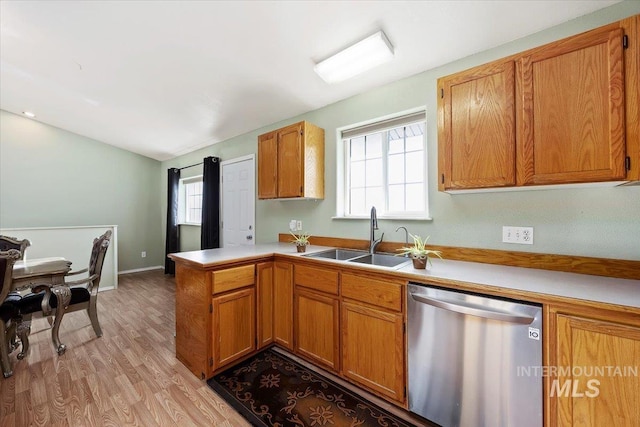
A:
410;292;536;324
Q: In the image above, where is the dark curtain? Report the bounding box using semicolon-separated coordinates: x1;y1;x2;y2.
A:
201;156;221;249
164;168;180;274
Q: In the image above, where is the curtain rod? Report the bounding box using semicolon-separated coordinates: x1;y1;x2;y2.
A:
174;156;220;171
178;161;203;170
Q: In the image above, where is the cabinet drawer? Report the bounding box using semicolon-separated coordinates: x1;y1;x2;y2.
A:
212;264;255;294
294;265;339;295
341;273;402;312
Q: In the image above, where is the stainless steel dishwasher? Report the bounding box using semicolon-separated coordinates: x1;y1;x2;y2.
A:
407;283;542;427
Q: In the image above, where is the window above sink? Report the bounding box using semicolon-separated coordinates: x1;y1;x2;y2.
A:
335;109;430;221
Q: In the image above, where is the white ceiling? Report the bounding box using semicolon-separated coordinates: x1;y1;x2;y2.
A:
0;1;621;161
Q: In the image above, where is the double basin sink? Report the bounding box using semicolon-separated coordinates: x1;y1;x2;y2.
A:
302;248;412;270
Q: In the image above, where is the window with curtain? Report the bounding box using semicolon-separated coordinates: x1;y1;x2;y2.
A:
178;176;203;225
340;111;428;218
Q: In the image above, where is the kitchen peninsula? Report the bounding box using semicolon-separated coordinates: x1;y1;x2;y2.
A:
169;242;640;426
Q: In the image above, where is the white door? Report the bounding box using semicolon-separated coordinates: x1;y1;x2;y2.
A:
221;155;255;247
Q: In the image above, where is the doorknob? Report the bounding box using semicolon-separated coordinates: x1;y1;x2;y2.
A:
246;235;253;240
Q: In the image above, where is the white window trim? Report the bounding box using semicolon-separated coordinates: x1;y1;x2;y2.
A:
335;107;431;220
178;174;203;226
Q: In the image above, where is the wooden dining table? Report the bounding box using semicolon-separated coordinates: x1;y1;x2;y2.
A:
12;257;73;355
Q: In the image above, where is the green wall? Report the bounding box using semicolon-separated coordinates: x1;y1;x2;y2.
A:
162;1;640;261
0;110;163;271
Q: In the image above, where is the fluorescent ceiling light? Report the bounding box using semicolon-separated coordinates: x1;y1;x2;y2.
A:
23;111;36;118
314;31;394;84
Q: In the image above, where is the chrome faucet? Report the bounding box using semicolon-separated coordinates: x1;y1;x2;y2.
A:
369;206;384;254
395;226;410;257
395;226;409;244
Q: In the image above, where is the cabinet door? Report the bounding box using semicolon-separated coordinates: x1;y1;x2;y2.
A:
277;123;304;197
438;59;516;190
258;131;278;199
294;288;339;371
342;301;405;403
551;313;640;426
518;27;626;185
212;287;256;369
256;262;274;348
628;15;640;182
273;261;293;350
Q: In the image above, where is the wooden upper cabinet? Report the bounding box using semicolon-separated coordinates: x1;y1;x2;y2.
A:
277;123;304;197
517;26;626;185
437;16;639;190
257;132;277;198
438;59;516;190
629;15;640;181
257;121;325;199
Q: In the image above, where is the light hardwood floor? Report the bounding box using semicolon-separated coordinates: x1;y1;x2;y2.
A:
1;270;429;427
0;270;250;427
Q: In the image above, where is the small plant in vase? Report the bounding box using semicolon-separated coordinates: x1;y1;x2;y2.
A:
290;231;311;253
396;234;442;269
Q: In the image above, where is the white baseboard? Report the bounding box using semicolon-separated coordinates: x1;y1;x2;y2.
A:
118;266;163;275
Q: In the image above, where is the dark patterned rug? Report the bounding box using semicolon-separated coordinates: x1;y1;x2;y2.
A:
207;348;418;427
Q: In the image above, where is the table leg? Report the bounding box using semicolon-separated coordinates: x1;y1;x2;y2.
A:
50;285;71;355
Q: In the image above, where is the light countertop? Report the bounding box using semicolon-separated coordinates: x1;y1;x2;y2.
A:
169;243;640;310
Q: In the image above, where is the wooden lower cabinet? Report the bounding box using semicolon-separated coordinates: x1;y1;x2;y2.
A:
341;301;405;403
256;262;274;348
548;306;640;426
175;263;211;379
294;288;340;371
273;261;294;350
212;287;256;369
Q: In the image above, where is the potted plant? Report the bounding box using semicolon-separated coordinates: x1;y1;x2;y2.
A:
290;231;311;253
396;234;442;269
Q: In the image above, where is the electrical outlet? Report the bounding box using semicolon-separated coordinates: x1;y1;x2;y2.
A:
141;251;147;258
289;220;297;232
502;226;534;245
296;220;303;231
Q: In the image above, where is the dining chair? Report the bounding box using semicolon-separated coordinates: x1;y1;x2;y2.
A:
0;235;31;260
13;230;112;359
0;249;22;378
56;229;112;337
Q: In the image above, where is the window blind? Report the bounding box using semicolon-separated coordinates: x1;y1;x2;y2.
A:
341;111;425;140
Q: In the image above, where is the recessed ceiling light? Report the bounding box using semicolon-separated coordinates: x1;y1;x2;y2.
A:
314;30;394;84
23;111;36;118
